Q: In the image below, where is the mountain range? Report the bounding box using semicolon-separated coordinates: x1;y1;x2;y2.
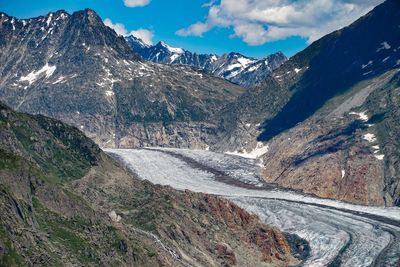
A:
1;0;400;265
0;0;399;209
125;35;287;88
0;9;244;149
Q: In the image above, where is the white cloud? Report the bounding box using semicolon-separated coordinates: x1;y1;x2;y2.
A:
123;0;151;8
130;28;154;45
104;18;128;36
103;18;154;45
176;22;210;37
177;0;384;45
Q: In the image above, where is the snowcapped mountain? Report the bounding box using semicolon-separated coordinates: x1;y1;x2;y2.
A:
0;9;245;149
125;36;287;87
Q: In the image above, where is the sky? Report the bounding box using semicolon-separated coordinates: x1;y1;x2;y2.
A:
0;0;383;58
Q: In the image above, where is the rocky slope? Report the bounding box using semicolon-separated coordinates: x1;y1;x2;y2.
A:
125;35;287;88
215;0;400;206
0;102;298;266
0;9;245;149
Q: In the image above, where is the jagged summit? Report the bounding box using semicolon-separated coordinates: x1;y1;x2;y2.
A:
125;36;287;87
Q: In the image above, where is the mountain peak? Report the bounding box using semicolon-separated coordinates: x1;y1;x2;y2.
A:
157;41;184;54
71;8;102;25
126;40;287;87
125;35;151;49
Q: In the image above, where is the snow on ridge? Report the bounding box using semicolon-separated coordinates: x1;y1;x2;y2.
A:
20;63;56;85
160;42;184;54
46;13;53;26
237;57;255;68
226;142;269;159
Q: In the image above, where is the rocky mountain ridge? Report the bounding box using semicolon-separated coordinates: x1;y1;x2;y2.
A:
215;0;400;206
125;35;287;87
0;9;244;149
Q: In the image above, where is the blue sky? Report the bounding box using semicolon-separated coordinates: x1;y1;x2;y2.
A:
0;0;382;58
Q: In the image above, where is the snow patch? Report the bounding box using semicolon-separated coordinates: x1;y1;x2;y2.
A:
341;170;346;179
105;90;115;96
376;41;391;52
349;111;369;122
226;142;269;159
363;71;373;76
363;133;376;143
20;63;56;85
361;61;373;69
11;18;15;31
52;76;66;84
210;55;218;62
247;64;261;72
294;68;302;73
170;54;180;62
225;63;241;71
374;154;385;160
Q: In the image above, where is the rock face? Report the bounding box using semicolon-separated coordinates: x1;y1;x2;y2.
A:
216;0;400;206
0;9;245;149
125;35;287;88
0;102;297;266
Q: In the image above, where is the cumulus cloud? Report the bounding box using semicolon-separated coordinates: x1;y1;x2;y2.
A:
104;18;128;36
129;28;154;45
123;0;151;8
103;18;154;45
176;0;384;45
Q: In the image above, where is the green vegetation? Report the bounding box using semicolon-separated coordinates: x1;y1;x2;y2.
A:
0;149;21;171
32;197;100;265
0;228;24;267
0;104;100;183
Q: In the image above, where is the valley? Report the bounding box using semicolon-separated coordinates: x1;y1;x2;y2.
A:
1;0;400;265
106;148;400;267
